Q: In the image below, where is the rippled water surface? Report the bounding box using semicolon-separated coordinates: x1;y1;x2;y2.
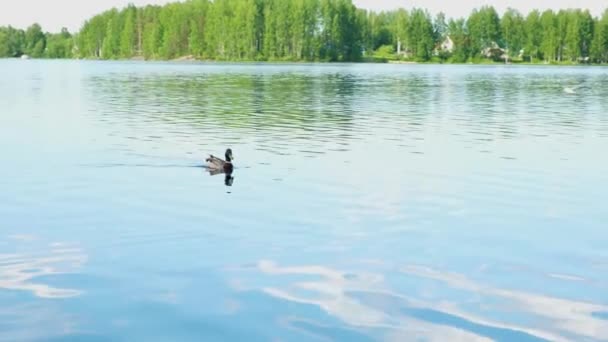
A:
1;60;608;341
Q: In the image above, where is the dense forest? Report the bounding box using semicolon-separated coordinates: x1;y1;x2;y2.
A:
1;0;608;63
0;24;74;59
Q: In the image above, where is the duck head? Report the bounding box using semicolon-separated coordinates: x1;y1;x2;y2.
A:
225;148;233;162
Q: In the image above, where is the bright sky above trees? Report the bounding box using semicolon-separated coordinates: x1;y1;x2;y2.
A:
0;0;605;32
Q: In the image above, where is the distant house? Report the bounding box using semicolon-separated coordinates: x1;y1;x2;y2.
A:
482;42;506;61
434;36;454;57
578;56;590;63
440;36;454;53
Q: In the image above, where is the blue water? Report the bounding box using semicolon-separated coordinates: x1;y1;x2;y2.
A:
1;59;608;341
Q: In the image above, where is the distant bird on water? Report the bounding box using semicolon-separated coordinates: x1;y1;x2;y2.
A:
563;84;583;94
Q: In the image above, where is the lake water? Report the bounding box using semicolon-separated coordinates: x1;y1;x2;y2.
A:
1;60;608;341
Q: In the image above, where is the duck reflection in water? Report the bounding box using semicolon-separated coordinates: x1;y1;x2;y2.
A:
207;167;234;185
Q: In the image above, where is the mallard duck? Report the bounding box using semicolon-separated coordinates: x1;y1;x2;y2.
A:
206;148;234;173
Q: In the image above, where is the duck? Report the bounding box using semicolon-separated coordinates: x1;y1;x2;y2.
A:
206;148;234;173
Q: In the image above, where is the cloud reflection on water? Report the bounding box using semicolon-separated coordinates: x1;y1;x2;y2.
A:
234;260;608;341
0;235;86;298
400;265;608;340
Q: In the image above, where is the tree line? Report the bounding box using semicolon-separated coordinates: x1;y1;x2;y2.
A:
2;0;608;63
0;24;74;58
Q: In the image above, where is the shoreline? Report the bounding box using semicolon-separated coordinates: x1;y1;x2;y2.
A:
3;56;607;67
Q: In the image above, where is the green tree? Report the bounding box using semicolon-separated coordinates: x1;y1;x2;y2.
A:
556;10;569;61
300;0;321;60
45;28;73;58
578;10;594;60
433;12;448;44
501;8;524;58
591;10;608;63
467;6;501;58
78;13;107;58
120;5;136;57
540;10;558;62
369;12;392;51
318;0;336;60
391;9;408;55
5;1;606;65
0;29;9;57
157;3;191;59
140;5;162;59
237;0;259;59
565;10;582;61
448;18;470;62
406;8;434;60
205;0;232;59
25;23;46;57
336;0;362;61
5;27;26;57
101;18;116;59
187;0;208;57
524;10;542;62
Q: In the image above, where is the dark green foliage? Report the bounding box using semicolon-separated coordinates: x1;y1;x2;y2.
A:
0;30;8;57
374;44;394;58
120;5;137;58
45;28;73;58
501;8;524;58
447;18;470;62
576;10;595;61
1;1;608;63
0;26;26;57
523;10;542;62
591;10;608;63
74;0;360;61
25;23;46;57
467;6;501;58
433;12;448;43
540;10;558;62
407;9;434;60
